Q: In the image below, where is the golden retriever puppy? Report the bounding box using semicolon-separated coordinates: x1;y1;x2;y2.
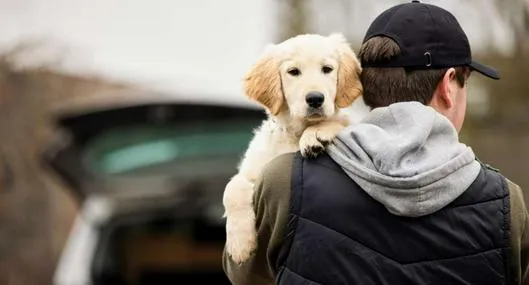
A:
223;33;363;264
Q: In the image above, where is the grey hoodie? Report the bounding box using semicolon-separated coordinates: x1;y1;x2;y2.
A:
327;102;481;217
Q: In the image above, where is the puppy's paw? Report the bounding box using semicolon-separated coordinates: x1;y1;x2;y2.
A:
299;120;347;158
314;121;345;145
225;209;257;264
299;130;325;158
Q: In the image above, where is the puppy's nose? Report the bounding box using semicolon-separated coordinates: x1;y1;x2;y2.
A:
306;92;325;108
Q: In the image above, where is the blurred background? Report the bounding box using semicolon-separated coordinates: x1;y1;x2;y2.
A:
0;0;528;284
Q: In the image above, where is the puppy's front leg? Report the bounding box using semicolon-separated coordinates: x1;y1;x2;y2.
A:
300;117;349;158
223;173;257;264
223;121;278;264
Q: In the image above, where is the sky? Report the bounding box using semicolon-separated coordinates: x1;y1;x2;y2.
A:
0;0;277;102
0;0;517;104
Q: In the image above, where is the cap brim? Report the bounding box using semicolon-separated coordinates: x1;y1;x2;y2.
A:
469;61;500;80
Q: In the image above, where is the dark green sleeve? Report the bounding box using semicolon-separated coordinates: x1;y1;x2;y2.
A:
222;153;295;285
507;178;529;285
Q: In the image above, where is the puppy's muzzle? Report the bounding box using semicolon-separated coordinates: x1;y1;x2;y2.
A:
305;92;325;109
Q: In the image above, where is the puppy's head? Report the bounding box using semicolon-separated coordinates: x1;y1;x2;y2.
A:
244;33;362;121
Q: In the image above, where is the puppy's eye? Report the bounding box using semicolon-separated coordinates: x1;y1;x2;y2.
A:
287;68;301;76
322;65;334;74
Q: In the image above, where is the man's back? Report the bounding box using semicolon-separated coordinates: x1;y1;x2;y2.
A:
223;103;529;285
223;151;529;285
276;152;513;284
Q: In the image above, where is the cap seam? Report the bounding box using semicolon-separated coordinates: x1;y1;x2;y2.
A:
380;3;408;54
424;4;439;68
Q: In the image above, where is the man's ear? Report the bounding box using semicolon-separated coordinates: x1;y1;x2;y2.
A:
243;45;284;116
434;68;456;109
329;33;363;109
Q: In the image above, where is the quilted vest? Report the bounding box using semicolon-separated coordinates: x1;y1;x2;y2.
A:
275;153;512;285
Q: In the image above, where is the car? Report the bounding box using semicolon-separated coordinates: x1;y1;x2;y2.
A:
42;90;266;285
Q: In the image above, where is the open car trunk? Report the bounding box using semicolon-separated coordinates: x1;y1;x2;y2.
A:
91;201;229;285
42;92;265;285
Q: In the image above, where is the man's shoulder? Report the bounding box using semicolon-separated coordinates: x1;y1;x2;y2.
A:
254;152;297;203
505;177;527;214
481;163;526;212
477;160;523;200
506;178;524;197
261;152;297;180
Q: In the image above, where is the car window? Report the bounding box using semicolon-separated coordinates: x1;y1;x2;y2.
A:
82;120;257;176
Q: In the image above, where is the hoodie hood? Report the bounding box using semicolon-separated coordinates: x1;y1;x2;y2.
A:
327;102;481;217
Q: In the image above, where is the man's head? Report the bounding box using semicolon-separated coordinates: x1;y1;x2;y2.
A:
359;0;499;132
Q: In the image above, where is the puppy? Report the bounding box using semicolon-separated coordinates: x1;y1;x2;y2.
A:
223;33;362;264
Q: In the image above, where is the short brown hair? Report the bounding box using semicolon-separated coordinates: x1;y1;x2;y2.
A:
358;36;469;109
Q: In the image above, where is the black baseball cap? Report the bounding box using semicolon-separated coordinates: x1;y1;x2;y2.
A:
361;0;500;80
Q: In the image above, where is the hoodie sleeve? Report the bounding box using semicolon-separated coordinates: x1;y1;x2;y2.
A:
222;153;294;285
507;178;529;285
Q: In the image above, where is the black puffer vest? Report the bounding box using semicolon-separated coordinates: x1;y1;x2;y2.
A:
275;153;512;285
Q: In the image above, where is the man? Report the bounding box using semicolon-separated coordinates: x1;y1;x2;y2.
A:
223;1;529;284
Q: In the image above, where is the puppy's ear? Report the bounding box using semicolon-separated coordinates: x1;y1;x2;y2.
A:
243;45;283;116
329;33;363;108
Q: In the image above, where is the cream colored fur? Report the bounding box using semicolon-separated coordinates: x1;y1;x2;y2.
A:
223;33;363;264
